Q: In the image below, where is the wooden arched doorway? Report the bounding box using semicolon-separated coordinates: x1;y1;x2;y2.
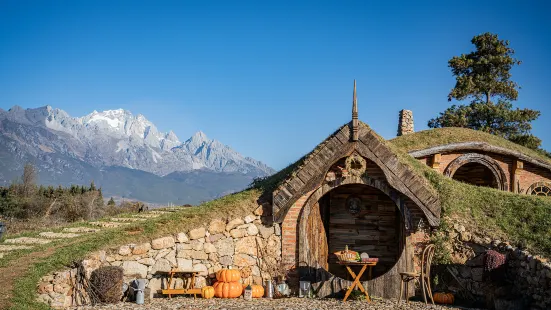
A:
298;177;414;299
444;153;508;191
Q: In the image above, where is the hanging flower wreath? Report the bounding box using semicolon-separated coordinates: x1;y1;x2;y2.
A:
345;154;366;177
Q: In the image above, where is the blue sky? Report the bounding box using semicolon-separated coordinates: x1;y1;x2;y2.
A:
1;1;550;170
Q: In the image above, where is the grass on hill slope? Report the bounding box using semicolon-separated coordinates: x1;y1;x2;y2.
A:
4;189;261;310
6;125;551;309
390;127;551;164
426;169;551;260
386;138;551;261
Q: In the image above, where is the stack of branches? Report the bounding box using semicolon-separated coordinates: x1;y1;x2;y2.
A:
74;265;124;304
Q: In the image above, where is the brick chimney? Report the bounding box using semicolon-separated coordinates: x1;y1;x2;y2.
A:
397;109;414;136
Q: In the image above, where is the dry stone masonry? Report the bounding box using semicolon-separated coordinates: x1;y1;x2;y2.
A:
437;223;551;310
37;213;282;309
397;109;414;136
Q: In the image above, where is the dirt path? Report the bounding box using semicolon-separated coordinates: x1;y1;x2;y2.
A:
0;240;80;310
0;209;171;309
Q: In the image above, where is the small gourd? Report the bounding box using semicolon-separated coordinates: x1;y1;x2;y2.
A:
433;292;454;304
201;286;215;299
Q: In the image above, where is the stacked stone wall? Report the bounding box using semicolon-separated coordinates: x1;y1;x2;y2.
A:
437;224;551;310
37;211;282;308
397;109;414;136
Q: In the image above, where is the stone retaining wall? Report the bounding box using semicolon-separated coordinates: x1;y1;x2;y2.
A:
37;211;282;308
437;224;551;310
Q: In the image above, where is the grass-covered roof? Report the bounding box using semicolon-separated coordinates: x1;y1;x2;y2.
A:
390;127;551;166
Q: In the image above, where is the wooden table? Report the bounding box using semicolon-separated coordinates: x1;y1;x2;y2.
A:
156;269;202;298
338;261;377;302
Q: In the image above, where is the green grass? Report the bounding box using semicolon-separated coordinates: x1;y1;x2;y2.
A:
426;169;551;257
387;136;551;260
7;125;551;309
390;127;551;164
6;189;261;309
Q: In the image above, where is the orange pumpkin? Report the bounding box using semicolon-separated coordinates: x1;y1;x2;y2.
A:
434;292;454;304
216;268;241;283
213;281;242;298
242;284;264;298
202;286;215;299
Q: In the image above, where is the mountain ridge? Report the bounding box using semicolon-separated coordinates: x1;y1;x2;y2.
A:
0;105;274;204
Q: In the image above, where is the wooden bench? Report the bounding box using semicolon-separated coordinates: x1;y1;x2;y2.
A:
156;269;202;298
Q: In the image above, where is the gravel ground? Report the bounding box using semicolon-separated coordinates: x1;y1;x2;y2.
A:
74;297;476;310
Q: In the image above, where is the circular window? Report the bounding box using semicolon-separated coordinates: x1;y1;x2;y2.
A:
531;185;551;196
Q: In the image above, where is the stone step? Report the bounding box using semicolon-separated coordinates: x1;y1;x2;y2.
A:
4;237;51;245
39;232;80;239
110;217;145;222
63;227;100;233
148;211;170;214
89;221;128;228
157;208;180;212
133;214;160;218
0;244;34;251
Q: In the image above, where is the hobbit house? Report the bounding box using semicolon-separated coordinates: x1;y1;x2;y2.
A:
272;81;440;298
30;81;551;309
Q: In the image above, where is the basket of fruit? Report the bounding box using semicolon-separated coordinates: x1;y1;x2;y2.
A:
334;245;360;262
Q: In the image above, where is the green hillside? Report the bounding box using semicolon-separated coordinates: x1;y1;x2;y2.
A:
390;127;551;164
2;127;551;309
387;129;551;260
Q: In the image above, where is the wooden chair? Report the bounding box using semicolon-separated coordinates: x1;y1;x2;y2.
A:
399;244;435;304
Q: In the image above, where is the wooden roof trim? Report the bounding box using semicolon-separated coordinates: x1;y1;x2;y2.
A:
273;122;441;226
409;142;551;171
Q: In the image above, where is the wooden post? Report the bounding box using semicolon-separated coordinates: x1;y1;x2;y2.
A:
430;153;441;171
512;160;524;193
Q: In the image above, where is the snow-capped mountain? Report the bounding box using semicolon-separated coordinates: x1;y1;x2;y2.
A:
0;105;274;203
1;105;273;176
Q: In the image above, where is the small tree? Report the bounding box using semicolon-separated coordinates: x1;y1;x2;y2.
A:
21;163;37;197
429;32;545;151
447;32;521;104
107;197;116;207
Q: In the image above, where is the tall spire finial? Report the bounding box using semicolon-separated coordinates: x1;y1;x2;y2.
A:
351;79;359;141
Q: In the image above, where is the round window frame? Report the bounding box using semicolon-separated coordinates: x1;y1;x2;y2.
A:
526;181;551;197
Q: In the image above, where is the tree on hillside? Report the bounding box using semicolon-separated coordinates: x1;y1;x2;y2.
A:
429;32;545;152
21;163;37;197
107;197;116;207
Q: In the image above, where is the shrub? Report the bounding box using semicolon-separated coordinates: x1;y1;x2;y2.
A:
90;266;124;303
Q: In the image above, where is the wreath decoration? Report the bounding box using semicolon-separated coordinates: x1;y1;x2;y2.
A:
345;154;366;177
